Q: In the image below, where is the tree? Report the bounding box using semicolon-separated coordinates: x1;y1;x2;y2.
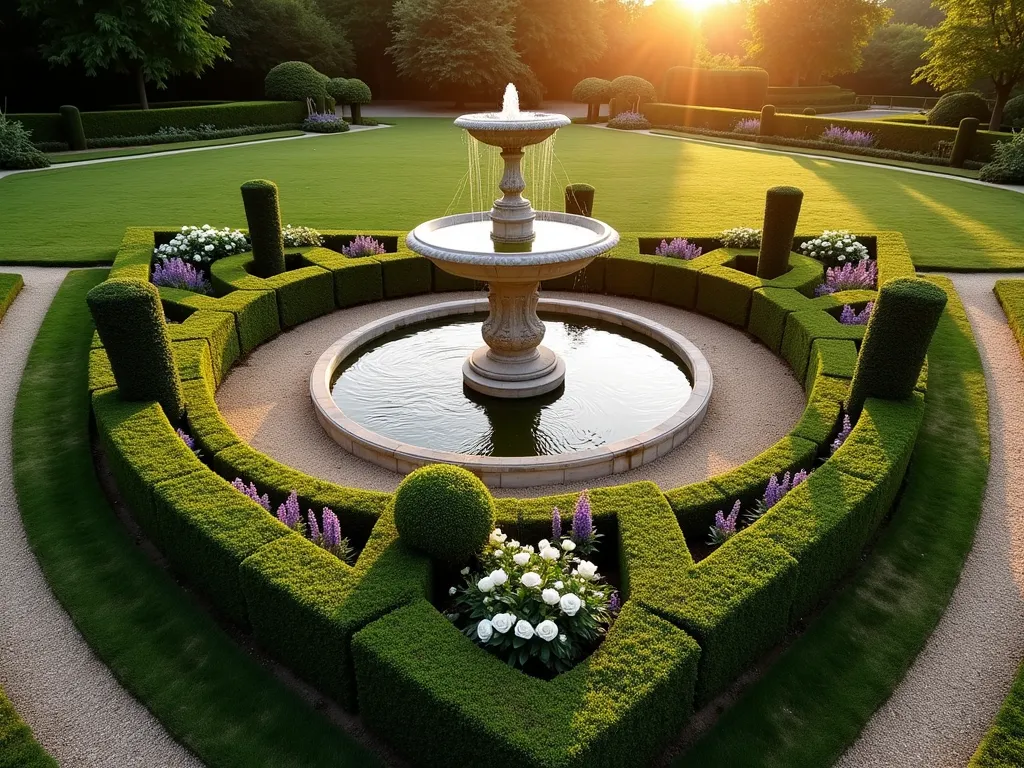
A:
857;23;929;91
884;0;944;26
20;0;228;109
746;0;891;85
914;0;1024;129
210;0;353;76
514;0;606;83
388;0;528;104
595;0;699;85
319;0;395;88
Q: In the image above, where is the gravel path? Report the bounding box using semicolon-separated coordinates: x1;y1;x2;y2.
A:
0;267;200;767
215;290;806;496
837;272;1024;768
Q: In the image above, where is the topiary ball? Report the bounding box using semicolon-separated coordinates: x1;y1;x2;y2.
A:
609;75;657;110
265;61;329;101
326;77;349;102
927;91;989;127
1004;94;1024;128
339;78;373;105
572;77;612;104
393;464;495;564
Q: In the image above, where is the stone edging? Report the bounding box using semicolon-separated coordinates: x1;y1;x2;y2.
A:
310;297;712;488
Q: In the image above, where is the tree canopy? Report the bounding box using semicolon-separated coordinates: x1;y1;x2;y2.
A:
857;23;929;92
746;0;891;85
20;0;229;108
914;0;1024;129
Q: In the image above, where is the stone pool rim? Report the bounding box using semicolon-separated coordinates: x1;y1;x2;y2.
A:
310;297;713;488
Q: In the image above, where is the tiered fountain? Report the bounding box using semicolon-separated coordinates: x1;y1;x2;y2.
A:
406;84;620;398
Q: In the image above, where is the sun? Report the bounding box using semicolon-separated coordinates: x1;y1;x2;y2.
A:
673;0;727;12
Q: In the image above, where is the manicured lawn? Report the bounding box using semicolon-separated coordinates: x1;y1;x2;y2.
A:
12;270;382;768
46;130;305;164
0;274;23;323
672;275;989;767
1;118;1021;269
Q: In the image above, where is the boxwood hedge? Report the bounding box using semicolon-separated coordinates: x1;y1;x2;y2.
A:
89;224;927;766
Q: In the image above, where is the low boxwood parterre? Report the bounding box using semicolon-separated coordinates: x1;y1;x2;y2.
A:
0;273;24;324
88;225;928;766
0;684;56;768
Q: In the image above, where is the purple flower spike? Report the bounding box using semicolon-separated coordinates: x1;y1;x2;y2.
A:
322;508;341;549
654;238;703;260
232;478;247;494
342;235;386;259
571;490;593;544
831;415;853;455
176;428;195;450
609;592;621;613
792;468;809;487
552;506;562;540
276;490;301;528
307;508;321;543
763;474;783;510
151;257;213;294
816;260;878;296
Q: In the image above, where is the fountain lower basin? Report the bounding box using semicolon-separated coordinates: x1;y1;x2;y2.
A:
310;298;713;488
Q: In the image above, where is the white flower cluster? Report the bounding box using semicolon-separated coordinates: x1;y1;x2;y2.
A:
282;224;324;247
799;230;869;267
154;225;250;267
719;227;762;249
451;528;612;673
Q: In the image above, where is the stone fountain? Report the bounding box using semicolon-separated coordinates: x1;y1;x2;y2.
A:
406;84;619;398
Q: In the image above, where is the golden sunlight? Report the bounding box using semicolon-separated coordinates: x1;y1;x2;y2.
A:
672;0;728;13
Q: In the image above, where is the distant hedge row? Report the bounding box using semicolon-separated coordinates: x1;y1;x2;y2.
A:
662;66;769;111
12;101;308;145
642;102;1004;163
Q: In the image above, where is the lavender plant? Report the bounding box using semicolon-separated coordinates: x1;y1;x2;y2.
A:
655;237;703;260
276;490;303;532
745;469;811;523
734;118;760;135
232;478;271;511
815;260;879;296
552;506;562;540
570;490;602;555
831;414;853;454
342;235;387;258
151;258;213;295
302;113;349;134
708;500;741;547
820;126;876;148
839;302;873;325
607;110;651;130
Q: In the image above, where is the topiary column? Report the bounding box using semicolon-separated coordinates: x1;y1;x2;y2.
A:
59;105;86;151
950;117;979;168
759;104;776;136
565;183;596;217
86;278;185;421
241;179;286;277
756;186;803;279
847;277;947;419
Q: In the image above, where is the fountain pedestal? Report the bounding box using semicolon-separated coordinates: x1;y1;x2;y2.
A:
405;84;619;399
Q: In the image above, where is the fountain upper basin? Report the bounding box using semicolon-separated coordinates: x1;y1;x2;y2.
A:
454;112;571;149
406;211;619;282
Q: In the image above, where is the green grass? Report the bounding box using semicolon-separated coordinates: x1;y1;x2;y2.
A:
0;273;23;323
46;130;305;164
650;127;982;179
972;281;1024;768
12;270;382;768
0;685;55;768
1;118;1021;269
672;275;989;767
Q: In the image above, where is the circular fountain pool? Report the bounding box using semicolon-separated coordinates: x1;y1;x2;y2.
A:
311;298;713;488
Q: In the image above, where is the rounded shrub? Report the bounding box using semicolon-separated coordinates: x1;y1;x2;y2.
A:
240;179;285;277
1004;94;1024;127
59;105;86;151
927;91;989;127
950;117;979;168
338;78;372;124
803;107;817;116
572;77;612;123
327;77;349;102
393;464;495;564
264;61;328;101
759;104;776;136
757;186;803;279
565;183;595;217
847;277;947;418
610;75;657;111
86;278;185;421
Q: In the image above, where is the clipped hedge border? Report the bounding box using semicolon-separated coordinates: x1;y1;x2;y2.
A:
0;273;24;325
0;685;56;768
91;226;926;766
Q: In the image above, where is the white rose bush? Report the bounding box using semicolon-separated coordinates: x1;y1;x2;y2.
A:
450;491;619;674
719;226;762;249
282;224;324;247
153;225;250;269
798;230;870;268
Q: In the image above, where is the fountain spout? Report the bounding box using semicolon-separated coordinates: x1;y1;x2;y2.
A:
499;83;520;119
